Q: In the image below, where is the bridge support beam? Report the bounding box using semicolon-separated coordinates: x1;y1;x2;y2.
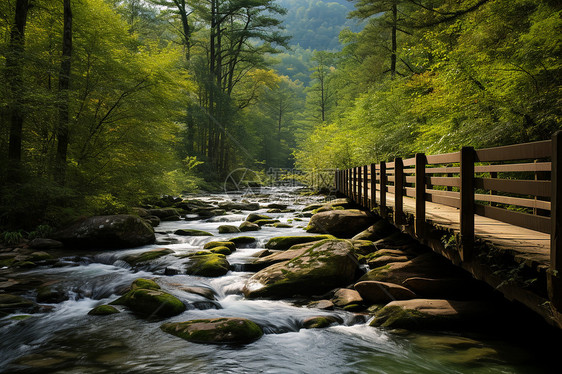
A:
415;153;426;239
550;131;562;311
460;147;475;261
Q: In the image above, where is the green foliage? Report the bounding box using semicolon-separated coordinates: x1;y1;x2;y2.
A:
27;225;54;240
1;231;23;246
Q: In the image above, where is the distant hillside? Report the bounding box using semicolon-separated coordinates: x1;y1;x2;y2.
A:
276;0;360;50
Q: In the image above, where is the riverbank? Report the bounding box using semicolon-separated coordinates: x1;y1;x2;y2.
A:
0;188;558;373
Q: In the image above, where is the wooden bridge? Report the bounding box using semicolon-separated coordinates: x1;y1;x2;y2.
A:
334;131;562;329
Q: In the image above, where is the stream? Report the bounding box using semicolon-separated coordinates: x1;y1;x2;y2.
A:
0;188;554;373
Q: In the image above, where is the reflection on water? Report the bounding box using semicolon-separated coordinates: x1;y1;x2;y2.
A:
0;188;554;373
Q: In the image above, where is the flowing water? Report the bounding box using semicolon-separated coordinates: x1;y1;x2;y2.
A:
0;188;555;373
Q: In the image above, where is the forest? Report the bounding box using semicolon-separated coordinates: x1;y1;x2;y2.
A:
0;0;561;232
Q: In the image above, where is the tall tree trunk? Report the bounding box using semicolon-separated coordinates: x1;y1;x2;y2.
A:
390;3;397;80
6;0;30;182
55;0;72;185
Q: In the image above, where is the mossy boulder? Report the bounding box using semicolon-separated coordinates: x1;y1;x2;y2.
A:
243;239;360;299
174;229;213;236
230;236;256;245
248;244;314;271
209;246;232;255
267;203;288;210
273;223;293;228
147;208;181;221
53;215;155;249
331;288;363;308
239;221;260;232
350;240;378;256
218;225;241;234
36;285;69;304
88;304;120;316
352;219;396;241
264;235;335;250
28;238;63;250
253;219;280;226
302;315;341;329
161;317;263;344
111;288;185;318
131;278;160;290
302;203;324;212
184;253;230;277
306;209;375;238
203;241;236;252
123;248;174;266
370;299;496;330
0;294;38;317
218;201;260;211
354;281;416;304
246;213;272;222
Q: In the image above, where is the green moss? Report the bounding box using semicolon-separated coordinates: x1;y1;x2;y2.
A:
265;235;336;250
246;213;272;222
209;246;232;255
184;253;230;277
273;223;293;228
342;303;363;312
10;314;32;320
253;219;280;226
131;278;161;290
229;236;256;245
125;249;173;265
174;229;213;236
29;251;54;261
203;241;236;251
161;318;263;344
370;305;447;330
218;225;240;234
88;305;120;316
112;289;185;318
302;316;339;329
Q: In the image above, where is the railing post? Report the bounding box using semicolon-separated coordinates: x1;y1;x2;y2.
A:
460;147;475;261
549;131;562;311
363;165;369;208
353;167;357;202
357;166;362;206
370;163;377;211
394;157;404;226
415;153;426;238
380;161;387;218
335;169;339;193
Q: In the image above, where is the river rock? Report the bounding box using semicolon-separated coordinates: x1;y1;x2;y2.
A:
332;288;363;307
354;281;416;304
161;317;263;344
179;286;216;300
306;210;375;238
246;213;272;222
352;219;396;241
0;294;38;316
302;203;324;212
230;236;256;245
243;239;360;299
209;246;232;255
302;315;341;329
253;219;280;226
131;278;160;290
370;299;496;330
28;238;63;250
307;300;334;310
53;215;155;249
88;304;120;316
123;248;174;266
350;240;378;256
368;255;411;268
112;286;185;318
248;244;314;271
36;285;69;304
267;203;288;210
147;208;181;221
204;241;236;252
239;221;260;232
265;235;335;250
174;229;213;236
184;253;230;277
218;225;240;234
218;201;260;211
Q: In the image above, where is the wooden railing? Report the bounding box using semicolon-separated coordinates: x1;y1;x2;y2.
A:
335;131;562;309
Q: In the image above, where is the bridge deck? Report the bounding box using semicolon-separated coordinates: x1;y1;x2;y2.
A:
380;192;551;272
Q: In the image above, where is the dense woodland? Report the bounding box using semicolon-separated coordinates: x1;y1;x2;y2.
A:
0;0;561;232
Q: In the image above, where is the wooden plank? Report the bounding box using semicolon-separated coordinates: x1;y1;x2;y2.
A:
387;186;395;194
475;140;551;162
426;194;461;209
395;158;404;226
405;176;416;183
403;157;416;167
426;166;461;174
363;165;369;208
404;169;416;174
474;178;551;197
460;147;475;261
474;162;551;173
426;151;461;164
427;176;461;187
405;187;416;197
474;205;551;234
380;162;387;218
386;161;395;168
475;193;551;211
550;131;562;310
426;189;460;198
416;153;426;238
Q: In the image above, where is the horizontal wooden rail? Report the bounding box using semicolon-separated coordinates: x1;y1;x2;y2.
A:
334;132;562;311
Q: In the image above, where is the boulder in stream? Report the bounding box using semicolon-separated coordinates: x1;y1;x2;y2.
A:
218;225;240;234
53;215;155;249
246;213;272;222
123;248;174;266
161;317;263;344
112;280;185;318
184;253;230;277
239;221;260;232
174;229;213;236
306;209;375;238
243;239;360;299
354;281;416;304
352;219;397;241
264;235;335;251
88;304;120;316
203;241;236;252
302;315;341;329
0;294;38;317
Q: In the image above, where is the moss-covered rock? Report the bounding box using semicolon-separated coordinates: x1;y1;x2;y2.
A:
306;209;375;238
36;285;69;304
229;236;256;245
28;239;63;250
209;246;232;255
253;219;280;226
350;240;378;256
161;317;263;344
53;215;155;249
302;203;324;212
218;225;240;234
147;208;181;221
351;219;396;241
203;241;236;252
273;223;293;228
331;288;363;308
88;304;120;316
246;213;272;222
244;239;360;299
131;278;160;290
123;248;174;266
307;300;334;310
354;281;416;304
264;235;335;250
184;253;230;277
239;221;260;232
0;294;38;317
174;229;213;236
111;288;185;318
302;315;341;329
267;203;288;210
